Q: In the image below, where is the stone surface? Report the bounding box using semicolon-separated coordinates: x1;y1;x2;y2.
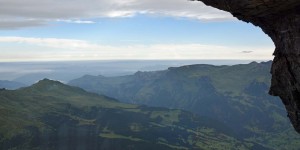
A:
195;0;300;133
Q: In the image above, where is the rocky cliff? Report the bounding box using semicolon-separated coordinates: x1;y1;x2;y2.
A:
195;0;300;133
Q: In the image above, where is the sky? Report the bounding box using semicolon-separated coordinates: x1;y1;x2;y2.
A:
0;0;275;62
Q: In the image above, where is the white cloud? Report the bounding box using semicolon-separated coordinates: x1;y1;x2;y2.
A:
0;37;99;50
56;19;95;24
0;36;273;61
0;0;234;29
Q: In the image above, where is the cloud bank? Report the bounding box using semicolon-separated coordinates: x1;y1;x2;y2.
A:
0;0;233;29
0;36;273;61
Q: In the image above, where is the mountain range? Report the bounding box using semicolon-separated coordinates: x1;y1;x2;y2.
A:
0;79;260;150
69;61;300;149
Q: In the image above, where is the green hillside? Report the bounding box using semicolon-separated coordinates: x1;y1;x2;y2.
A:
0;79;257;150
69;61;300;149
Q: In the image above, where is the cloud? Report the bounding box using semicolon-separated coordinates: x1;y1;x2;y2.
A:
0;0;233;29
0;37;96;49
56;19;95;24
0;36;273;61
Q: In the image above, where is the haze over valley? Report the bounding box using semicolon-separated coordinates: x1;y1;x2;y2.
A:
0;60;261;86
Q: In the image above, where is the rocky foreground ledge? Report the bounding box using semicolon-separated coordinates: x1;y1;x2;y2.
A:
195;0;300;133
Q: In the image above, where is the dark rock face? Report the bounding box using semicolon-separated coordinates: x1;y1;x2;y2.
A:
196;0;300;133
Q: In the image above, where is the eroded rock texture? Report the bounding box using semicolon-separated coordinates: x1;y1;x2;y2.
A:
195;0;300;132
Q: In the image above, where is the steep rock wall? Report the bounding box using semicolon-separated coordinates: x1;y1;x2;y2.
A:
195;0;300;133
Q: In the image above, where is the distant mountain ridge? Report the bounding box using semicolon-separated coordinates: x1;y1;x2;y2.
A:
0;79;257;150
69;61;300;149
0;80;26;90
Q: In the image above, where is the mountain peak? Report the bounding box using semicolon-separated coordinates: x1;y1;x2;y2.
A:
29;78;79;93
249;61;259;64
21;78;96;99
35;78;64;86
38;78;51;82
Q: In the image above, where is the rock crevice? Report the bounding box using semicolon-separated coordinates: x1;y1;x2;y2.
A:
195;0;300;132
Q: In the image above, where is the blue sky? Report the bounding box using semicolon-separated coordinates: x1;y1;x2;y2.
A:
0;0;274;62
